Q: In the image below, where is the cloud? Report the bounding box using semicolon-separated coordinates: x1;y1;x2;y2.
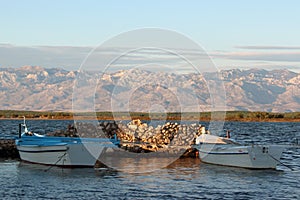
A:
0;44;96;71
211;51;300;62
0;44;216;73
1;43;299;73
235;45;300;50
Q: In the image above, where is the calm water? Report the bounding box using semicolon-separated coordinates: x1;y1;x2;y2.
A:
0;120;300;199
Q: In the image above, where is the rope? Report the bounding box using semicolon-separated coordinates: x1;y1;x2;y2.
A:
254;144;295;171
44;150;68;172
267;152;294;171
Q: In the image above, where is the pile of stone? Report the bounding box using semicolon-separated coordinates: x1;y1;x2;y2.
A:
47;119;207;146
46;119;208;155
116;119;151;143
99;121;119;138
46;121;119;138
0;139;19;158
115;119;206;149
72;122;101;138
144;122;180;146
46;124;79;137
171;124;204;146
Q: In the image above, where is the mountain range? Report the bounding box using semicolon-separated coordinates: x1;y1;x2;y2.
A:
0;66;299;112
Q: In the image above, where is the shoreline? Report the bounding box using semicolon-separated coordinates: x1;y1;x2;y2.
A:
0;117;299;122
0;110;299;122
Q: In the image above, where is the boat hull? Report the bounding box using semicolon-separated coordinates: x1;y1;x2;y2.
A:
197;144;284;169
16;136;118;167
17;143;106;167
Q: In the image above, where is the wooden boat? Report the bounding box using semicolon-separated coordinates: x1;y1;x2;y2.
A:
15;118;119;167
194;134;285;169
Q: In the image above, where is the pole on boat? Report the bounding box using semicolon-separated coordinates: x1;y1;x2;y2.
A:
19;116;27;137
18;123;22;138
226;130;231;138
22;116;28;134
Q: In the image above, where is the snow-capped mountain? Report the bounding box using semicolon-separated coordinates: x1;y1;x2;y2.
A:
0;66;299;112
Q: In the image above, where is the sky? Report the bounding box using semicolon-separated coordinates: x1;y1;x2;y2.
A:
1;0;300;72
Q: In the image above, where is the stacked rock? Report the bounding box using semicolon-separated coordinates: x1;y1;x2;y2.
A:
46;124;79;137
46;121;119;138
74;122;100;138
170;124;201;146
45;120;208;152
114;120;207;148
145;122;180;146
0;139;19;158
115;119;148;142
98;121;119;138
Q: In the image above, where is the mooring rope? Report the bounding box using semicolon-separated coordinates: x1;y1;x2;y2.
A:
267;152;294;171
44;151;68;172
254;144;296;171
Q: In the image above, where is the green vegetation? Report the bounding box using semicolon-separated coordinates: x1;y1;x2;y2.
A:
224;111;296;121
0;110;299;121
0;110;73;119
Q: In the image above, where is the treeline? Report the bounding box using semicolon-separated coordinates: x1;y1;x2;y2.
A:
165;111;300;121
0;110;73;119
224;111;300;121
0;110;299;121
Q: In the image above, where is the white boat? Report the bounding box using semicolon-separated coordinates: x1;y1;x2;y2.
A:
194;134;285;169
16;118;119;167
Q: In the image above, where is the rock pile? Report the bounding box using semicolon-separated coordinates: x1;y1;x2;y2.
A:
46;121;119;138
171;124;203;146
47;119;207;146
99;121;119;138
115;119;205;149
46;124;79;137
145;122;180;146
46;119;208;155
0;139;19;158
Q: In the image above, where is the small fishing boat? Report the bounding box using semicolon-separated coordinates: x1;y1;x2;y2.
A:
194;134;285;169
15;118;119;167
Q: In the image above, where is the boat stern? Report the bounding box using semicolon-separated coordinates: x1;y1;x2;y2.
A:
248;145;285;169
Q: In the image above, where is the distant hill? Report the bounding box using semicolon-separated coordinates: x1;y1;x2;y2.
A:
0;66;299;112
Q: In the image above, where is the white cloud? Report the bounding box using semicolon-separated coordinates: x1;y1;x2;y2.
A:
211;51;300;62
0;44;92;70
235;45;300;50
1;44;299;73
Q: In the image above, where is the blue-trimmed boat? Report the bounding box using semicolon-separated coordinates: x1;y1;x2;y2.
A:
15;118;119;167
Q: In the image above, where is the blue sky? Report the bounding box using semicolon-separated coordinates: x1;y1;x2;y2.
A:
1;0;300;72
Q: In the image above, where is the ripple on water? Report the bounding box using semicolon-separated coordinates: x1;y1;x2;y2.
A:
0;120;299;199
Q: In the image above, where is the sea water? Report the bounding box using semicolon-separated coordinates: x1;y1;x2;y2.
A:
0;120;299;199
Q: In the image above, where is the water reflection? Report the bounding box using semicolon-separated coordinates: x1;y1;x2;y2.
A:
1;120;300;199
